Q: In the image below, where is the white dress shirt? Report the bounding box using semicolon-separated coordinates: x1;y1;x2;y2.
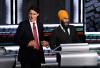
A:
29;21;40;43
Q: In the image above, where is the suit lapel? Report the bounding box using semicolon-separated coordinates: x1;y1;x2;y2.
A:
59;26;70;38
26;20;34;38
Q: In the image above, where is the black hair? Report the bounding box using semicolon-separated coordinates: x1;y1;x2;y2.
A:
28;6;39;13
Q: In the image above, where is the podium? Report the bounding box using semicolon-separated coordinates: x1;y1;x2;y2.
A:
0;55;15;68
55;43;98;67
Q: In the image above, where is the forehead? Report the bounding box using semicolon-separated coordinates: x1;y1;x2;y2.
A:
28;10;38;14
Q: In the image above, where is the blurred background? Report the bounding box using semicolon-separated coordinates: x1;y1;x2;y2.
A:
0;0;100;68
0;0;100;44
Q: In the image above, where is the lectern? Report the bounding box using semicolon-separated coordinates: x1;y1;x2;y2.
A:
59;43;98;67
0;55;15;68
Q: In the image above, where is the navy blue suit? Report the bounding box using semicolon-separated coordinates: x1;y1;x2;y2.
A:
14;20;45;68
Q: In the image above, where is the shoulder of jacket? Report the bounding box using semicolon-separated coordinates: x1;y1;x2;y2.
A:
69;25;75;28
20;20;29;24
52;26;61;32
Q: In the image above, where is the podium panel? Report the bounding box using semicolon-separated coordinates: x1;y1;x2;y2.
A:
61;43;89;52
59;43;98;66
0;56;15;68
60;52;97;66
45;55;57;63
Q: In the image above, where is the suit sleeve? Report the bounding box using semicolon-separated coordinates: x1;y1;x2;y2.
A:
14;22;29;48
49;29;59;50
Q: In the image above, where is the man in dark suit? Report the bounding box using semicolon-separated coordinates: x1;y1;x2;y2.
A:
14;6;48;68
49;9;80;51
49;9;81;68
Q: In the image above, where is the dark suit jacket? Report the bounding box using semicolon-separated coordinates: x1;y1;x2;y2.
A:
49;25;80;51
14;20;45;63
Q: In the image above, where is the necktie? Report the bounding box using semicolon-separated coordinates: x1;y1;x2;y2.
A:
33;23;39;49
65;26;70;35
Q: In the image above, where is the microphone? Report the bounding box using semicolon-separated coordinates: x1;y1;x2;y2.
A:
51;45;61;53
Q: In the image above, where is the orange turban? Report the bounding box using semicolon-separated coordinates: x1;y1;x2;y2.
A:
58;10;69;20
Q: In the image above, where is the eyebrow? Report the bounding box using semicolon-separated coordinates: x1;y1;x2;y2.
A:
64;18;69;19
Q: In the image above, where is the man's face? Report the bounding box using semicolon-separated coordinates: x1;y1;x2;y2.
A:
62;17;69;22
61;16;70;25
28;9;39;22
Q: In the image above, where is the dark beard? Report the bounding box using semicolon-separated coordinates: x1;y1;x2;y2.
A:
61;21;69;28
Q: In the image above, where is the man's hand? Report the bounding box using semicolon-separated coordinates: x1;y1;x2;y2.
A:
41;40;49;47
28;40;37;48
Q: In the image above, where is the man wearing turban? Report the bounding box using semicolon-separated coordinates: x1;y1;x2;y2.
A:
49;9;81;68
49;9;81;50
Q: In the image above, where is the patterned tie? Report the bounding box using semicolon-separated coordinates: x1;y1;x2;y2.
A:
33;23;39;49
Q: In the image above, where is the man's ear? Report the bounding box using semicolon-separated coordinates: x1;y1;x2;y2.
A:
37;13;39;16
